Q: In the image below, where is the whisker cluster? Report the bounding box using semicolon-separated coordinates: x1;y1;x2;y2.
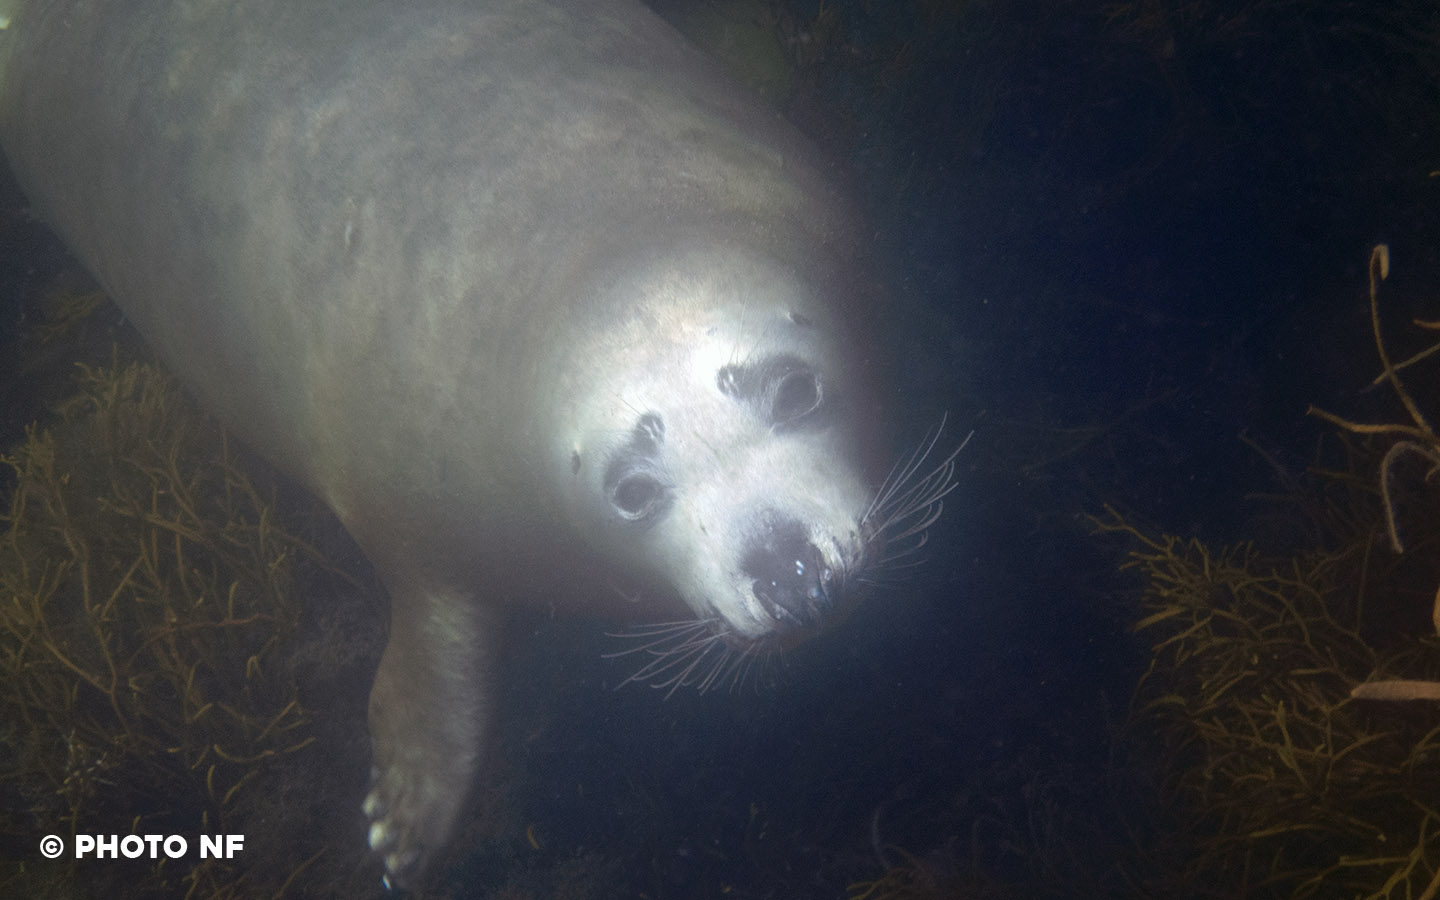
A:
608;415;966;696
861;415;968;578
603;619;765;698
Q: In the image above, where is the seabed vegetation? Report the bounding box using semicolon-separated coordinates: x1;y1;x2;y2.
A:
1100;245;1440;899
839;245;1440;900
0;359;383;899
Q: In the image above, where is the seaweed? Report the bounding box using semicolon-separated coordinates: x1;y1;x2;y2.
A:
0;361;381;898
1105;246;1440;899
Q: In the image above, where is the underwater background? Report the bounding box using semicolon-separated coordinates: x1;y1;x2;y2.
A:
4;0;1440;897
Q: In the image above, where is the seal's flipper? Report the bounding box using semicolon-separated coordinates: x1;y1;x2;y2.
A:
363;581;501;889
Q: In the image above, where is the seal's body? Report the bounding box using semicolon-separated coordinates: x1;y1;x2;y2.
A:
0;0;892;886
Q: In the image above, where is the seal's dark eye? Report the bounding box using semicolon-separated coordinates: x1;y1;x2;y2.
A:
612;472;664;519
771;370;822;424
718;354;830;430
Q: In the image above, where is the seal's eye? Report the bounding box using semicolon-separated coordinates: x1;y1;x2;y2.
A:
611;472;664;520
718;355;830;430
603;413;670;524
771;370;822;425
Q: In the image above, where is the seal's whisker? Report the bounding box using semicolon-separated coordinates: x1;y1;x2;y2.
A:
858;560;933;587
863;414;949;525
726;646;758;693
743;644;774;692
696;644;735;693
877;500;946;546
621;641;709;692
616;630;714;671
863;418;969;565
701;639;755;694
658;635;735;699
860;545;934;574
652;650;712;696
605;619;748;698
604;624;710;667
602;619;713;654
872;545;934;571
605;618;712;639
869;421;939;515
739;642;775;694
871;446;961;534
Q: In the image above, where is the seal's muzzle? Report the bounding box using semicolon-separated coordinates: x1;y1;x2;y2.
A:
742;514;837;632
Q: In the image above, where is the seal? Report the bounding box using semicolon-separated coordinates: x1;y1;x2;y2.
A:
0;0;957;887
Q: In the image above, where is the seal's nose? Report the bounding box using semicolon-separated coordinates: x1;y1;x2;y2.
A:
743;516;834;630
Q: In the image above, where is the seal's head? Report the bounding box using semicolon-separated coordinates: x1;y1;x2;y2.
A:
548;242;914;687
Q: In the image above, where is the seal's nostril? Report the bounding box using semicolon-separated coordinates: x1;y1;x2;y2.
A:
743;516;831;629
